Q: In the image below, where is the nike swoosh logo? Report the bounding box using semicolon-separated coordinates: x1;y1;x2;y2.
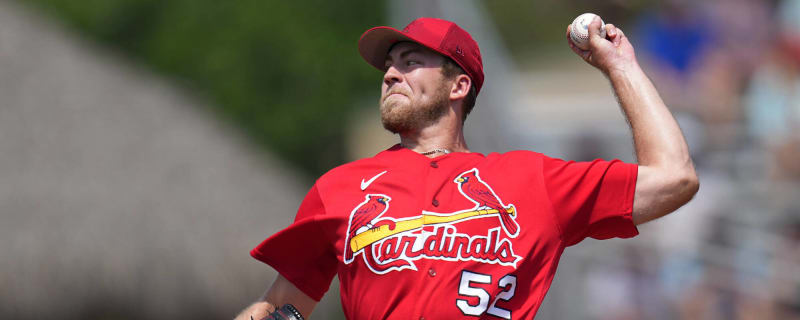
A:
361;170;388;191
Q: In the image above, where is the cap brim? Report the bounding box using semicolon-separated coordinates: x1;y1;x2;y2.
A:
358;26;419;72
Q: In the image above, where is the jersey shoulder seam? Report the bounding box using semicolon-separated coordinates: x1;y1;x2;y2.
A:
535;152;568;249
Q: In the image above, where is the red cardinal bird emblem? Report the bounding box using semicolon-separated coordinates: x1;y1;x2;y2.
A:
343;194;391;263
455;168;519;237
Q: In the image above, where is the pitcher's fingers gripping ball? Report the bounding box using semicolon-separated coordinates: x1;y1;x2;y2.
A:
565;13;634;72
569;13;606;50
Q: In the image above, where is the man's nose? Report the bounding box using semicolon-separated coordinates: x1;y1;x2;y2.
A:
383;65;402;86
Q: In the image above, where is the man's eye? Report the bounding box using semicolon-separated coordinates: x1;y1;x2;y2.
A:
407;61;419;66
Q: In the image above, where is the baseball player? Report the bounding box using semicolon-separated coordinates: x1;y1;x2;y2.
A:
236;16;699;320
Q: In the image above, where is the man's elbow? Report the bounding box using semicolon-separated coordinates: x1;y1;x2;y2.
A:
675;167;699;205
633;165;699;225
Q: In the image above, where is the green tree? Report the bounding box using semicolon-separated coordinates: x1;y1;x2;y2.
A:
30;0;385;176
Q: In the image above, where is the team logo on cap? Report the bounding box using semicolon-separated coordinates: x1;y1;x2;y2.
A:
343;168;522;274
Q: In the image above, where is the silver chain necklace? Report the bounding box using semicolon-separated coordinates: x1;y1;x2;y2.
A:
419;148;451;156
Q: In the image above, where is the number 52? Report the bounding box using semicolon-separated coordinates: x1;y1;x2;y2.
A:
456;270;517;319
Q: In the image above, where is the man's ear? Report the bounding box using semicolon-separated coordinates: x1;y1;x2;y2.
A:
450;74;471;101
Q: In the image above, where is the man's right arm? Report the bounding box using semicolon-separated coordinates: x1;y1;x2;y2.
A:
235;275;319;320
566;17;699;225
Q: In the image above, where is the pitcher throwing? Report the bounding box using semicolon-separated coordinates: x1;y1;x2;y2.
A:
237;15;698;319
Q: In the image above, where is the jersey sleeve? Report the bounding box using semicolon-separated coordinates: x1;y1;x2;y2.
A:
250;184;338;301
541;156;639;246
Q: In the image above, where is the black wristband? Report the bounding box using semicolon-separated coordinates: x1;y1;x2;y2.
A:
262;304;304;320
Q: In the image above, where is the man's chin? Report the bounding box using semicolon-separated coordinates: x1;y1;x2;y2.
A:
380;99;409;116
381;110;417;134
381;119;412;134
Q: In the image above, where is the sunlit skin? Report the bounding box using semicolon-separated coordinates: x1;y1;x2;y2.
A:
380;41;472;154
380;42;449;134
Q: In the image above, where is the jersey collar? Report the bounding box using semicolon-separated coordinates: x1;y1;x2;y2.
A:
375;144;484;166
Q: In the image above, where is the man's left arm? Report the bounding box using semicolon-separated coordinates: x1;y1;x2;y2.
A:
566;17;700;225
234;275;317;320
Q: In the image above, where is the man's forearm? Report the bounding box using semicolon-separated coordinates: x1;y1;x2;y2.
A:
235;275;317;320
608;61;698;224
608;61;692;170
235;301;275;320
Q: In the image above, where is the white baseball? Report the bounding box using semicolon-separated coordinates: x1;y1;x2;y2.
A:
569;13;606;50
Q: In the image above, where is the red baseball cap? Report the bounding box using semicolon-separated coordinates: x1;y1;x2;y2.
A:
358;17;484;94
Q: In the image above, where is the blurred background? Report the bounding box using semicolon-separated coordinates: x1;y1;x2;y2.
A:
1;0;798;319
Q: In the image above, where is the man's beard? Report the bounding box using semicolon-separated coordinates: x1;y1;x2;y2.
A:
380;83;450;134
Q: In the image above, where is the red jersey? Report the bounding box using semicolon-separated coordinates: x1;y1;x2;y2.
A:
252;144;638;319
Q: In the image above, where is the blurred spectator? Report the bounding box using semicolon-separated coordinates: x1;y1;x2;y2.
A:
585;245;664;320
768;212;800;319
743;0;800;180
637;0;773;156
635;1;712;115
635;1;716;157
636;1;714;81
696;0;772;148
674;217;743;320
700;0;773;87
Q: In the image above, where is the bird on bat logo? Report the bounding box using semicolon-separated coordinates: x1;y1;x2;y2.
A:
454;168;519;237
343;194;391;263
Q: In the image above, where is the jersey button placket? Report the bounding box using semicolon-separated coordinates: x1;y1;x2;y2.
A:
428;161;442;208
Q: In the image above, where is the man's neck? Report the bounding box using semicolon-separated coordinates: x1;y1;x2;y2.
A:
399;117;469;157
